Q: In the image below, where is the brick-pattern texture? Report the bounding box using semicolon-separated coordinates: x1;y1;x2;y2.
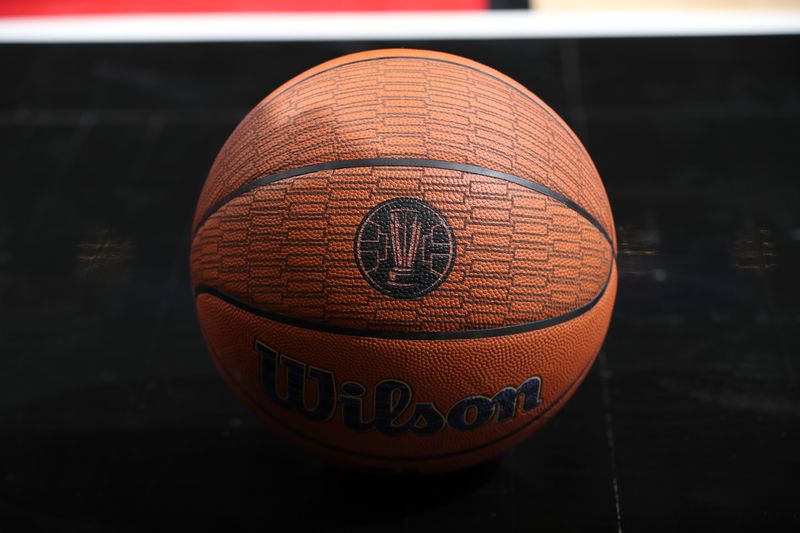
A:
191;166;611;332
193;52;615;240
190;50;615;333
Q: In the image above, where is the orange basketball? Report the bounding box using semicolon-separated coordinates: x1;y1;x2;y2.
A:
190;49;616;474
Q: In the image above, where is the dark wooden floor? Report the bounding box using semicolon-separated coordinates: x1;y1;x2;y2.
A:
1;37;799;532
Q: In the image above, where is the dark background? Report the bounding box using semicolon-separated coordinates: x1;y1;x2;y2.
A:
1;36;799;531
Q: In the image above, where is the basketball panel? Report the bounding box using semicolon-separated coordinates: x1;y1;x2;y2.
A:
194;262;616;472
193;50;615;240
190;165;613;334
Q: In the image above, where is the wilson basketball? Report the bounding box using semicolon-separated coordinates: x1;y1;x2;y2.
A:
190;49;616;474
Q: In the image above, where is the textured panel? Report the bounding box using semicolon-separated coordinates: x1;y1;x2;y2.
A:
191;166;612;333
193;49;615;242
195;262;617;472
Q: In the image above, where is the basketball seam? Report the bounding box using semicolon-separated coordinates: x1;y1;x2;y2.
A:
197;53;607;232
193;158;614;249
193;260;612;340
205;314;603;463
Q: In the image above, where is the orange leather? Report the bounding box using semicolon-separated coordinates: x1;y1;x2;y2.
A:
196;263;616;473
190;49;617;473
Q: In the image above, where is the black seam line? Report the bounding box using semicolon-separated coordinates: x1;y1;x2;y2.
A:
195;263;611;340
210;330;600;463
194;158;614;248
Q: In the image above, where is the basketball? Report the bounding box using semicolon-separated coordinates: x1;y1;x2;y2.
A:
190;48;616;474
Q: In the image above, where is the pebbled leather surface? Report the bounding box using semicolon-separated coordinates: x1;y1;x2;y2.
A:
195;262;617;473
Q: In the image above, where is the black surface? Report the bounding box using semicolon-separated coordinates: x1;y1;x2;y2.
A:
1;37;799;532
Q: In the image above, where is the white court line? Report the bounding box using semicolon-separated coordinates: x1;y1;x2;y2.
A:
599;350;624;533
0;10;799;42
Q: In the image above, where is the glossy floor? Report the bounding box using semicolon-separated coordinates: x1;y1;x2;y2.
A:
1;37;799;531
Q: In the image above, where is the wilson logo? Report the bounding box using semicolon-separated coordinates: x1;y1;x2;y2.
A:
257;341;542;435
